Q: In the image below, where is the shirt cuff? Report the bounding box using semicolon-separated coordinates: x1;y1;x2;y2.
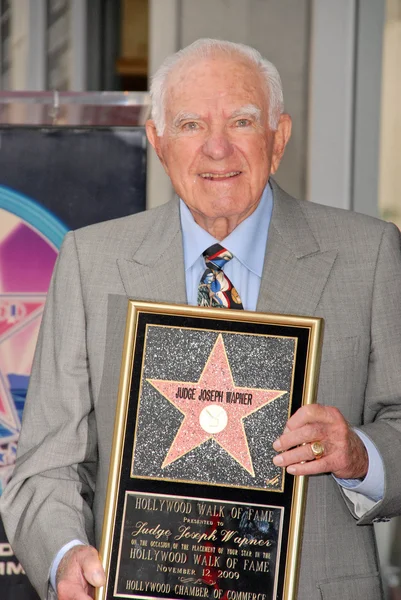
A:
334;428;384;503
50;539;86;591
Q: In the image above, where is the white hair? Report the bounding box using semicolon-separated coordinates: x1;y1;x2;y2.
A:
149;38;284;135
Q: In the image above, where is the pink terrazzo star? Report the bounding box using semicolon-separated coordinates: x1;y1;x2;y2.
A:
148;334;286;476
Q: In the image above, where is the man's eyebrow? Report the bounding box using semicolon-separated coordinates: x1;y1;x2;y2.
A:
230;105;261;120
172;112;202;128
171;106;261;128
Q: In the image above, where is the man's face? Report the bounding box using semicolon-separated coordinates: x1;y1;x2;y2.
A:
146;54;291;228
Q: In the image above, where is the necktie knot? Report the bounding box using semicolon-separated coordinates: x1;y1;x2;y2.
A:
198;244;243;309
203;243;233;270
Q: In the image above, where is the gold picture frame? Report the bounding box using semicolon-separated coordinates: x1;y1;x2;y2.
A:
96;300;323;600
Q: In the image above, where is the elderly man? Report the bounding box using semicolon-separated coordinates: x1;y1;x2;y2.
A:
1;39;401;600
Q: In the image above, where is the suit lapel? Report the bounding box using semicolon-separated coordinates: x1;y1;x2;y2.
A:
117;198;187;305
257;182;338;316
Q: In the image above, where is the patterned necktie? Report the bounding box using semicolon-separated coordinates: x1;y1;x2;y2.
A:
197;243;244;309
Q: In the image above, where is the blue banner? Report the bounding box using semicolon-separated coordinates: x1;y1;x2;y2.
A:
0;126;147;598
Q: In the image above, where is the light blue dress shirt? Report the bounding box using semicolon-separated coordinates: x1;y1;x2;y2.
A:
50;184;384;590
180;182;273;310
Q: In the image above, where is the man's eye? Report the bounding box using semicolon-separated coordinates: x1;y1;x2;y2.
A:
183;122;199;130
236;118;251;127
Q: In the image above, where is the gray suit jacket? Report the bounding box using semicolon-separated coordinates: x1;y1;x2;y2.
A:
1;181;401;600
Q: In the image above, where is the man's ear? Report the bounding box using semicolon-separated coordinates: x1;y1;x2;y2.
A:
145;120;168;172
270;113;292;175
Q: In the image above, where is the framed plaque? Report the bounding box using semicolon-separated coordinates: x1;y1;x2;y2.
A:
97;301;323;600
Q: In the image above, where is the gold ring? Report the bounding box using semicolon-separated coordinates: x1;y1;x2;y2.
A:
310;441;324;460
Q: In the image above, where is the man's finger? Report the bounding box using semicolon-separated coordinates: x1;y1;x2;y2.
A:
286;457;331;476
285;404;342;430
79;547;106;588
57;545;106;600
273;442;321;466
273;423;325;452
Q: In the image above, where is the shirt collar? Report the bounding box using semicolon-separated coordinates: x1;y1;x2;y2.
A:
180;182;273;277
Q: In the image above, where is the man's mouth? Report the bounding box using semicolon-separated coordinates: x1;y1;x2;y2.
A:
199;171;241;180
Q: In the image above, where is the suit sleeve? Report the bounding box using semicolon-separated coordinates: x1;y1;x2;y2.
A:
355;222;401;524
0;231;97;599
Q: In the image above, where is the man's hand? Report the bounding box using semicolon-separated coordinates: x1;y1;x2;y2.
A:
56;544;106;600
272;404;369;479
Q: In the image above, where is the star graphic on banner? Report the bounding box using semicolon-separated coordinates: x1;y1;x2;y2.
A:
0;373;18;437
0;295;46;344
0;295;46;436
147;334;286;476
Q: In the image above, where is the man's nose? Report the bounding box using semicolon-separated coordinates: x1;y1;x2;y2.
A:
202;130;234;160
